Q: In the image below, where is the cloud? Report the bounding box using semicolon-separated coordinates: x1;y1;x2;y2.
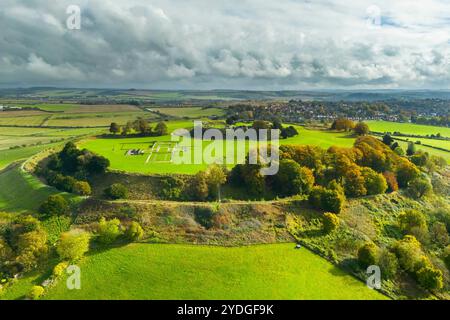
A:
0;0;449;89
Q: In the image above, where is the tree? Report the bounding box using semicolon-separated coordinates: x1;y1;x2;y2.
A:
407;177;432;199
406;142;416;156
28;286;45;300
73;181;91;196
190;171;210;201
383;171;399;192
97;217;122;244
56;229;90;261
331;118;355;131
309;186;346;214
16;229;48;271
396;159;420;188
39;195;69;217
443;246;450;271
410;152;429;167
272;119;283;130
382;134;394;146
272;160;314;197
135;119;150;135
206;165;227;202
343;166;367;197
104;183;128;200
358;242;379;268
252;120;271;131
122;121;133;135
125;222;144;241
393;146;405;156
354;122;369;136
323;212;339;233
109;122;121;135
393;235;423;272
86;154;110;175
154;122;168;136
361;167;388;195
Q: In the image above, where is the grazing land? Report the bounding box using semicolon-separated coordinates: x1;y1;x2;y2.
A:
43;243;387;300
368;121;450;137
151;107;225;118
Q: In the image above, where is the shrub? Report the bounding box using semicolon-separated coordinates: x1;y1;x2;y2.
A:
159;177;184;200
407;177;433;199
125;222;144;241
383;171;399;192
39;195;69;217
358;242;379;268
56;229;90;261
398;210;428;236
353;122;369;136
53;261;69;277
430;222;449;247
442;246;450;271
378;249;398;279
73;181;92;196
28;286;45;300
104;183;128;200
97;218;122;244
194;206;216;229
393;235;423;272
322;212;339;233
416;265;443;290
361;167;388;195
309;186;345;214
396;159;420;188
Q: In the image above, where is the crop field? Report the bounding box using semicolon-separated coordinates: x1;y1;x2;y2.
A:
152;107;225;118
0;115;49;126
368;121;450;137
40;243;387;300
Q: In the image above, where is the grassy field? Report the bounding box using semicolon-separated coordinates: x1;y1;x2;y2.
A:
0;143;64;170
0;166;77;213
152;107;225;118
79;124;356;175
42;243;387;300
368;121;450;137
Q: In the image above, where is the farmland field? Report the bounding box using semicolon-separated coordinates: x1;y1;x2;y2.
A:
368;121;450;137
41;243;387;300
151;107;225;118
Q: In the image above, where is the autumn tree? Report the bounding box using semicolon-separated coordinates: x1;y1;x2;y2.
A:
354;122;369;136
272;160;314;197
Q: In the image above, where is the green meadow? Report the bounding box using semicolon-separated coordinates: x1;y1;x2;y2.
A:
152;107;225;118
43;243;387;300
368;120;450;137
0;166;77;213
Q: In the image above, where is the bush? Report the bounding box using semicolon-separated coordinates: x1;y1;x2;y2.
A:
194;206;216;229
309;186;346;214
407;177;433;199
39;195;69;217
97;218;122;244
430;222;449;247
358;242;379;268
322;212;339;233
125;222;144;241
383;171;399;192
104;183;128;200
416;265;443;290
53;261;69;277
398;210;428;237
393;235;423;272
73;181;92;196
56;229;90;261
378;249;398;279
361;167;388;195
396;159;420;188
28;286;45;300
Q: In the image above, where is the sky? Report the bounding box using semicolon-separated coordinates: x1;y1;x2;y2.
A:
0;0;449;90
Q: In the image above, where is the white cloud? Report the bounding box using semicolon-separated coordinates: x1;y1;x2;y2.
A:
0;0;449;89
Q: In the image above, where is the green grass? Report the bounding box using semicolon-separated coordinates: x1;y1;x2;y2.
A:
152;107;225;118
0;166;76;213
368;121;450;137
43;243;387;300
80;123;357;175
0;143;63;170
